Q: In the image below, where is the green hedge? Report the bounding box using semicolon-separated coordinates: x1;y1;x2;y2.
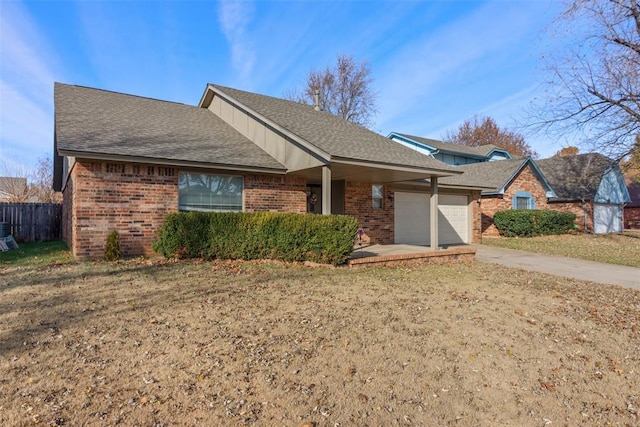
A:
493;210;577;237
152;212;359;265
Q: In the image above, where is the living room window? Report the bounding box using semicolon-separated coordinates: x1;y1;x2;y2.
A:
372;184;384;209
513;191;535;210
178;172;243;212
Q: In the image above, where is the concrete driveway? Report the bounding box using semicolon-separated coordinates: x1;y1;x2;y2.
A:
475;245;640;290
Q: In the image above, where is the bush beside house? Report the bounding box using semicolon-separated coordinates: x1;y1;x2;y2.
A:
494;210;576;237
153;212;359;266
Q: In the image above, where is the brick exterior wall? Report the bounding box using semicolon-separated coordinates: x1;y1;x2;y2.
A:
470;190;482;243
344;182;394;244
62;161;309;259
548;201;593;232
244;174;307;213
480;165;552;237
62;159;481;258
63;160;179;259
625;207;640;229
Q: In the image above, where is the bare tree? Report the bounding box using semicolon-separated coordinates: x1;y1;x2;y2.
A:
32;157;62;203
533;0;640;160
0;155;34;202
444;116;539;158
286;54;378;128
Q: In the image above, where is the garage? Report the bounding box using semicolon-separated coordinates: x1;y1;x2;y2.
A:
594;203;623;234
394;192;469;245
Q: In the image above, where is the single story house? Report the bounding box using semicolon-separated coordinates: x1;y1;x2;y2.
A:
53;83;483;258
537;154;631;233
387;134;630;235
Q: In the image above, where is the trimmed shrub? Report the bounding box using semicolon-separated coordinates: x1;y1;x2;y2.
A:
494;210;576;237
104;230;122;261
153;212;359;265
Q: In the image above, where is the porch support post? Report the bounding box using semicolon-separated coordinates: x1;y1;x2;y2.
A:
322;166;332;215
430;176;439;250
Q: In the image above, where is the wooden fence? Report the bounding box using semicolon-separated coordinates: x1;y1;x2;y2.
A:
0;203;62;242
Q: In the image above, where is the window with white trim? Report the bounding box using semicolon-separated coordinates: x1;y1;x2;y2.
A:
178;172;243;212
513;191;535;210
372;184;384;209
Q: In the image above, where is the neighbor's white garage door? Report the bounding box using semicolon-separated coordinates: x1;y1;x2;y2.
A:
594;204;622;234
394;192;469;245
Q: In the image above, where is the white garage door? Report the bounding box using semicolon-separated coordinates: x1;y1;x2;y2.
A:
394;192;469;245
438;194;469;245
594;204;622;234
394;192;430;245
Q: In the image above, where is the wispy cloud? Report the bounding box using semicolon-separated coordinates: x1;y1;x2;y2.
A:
375;1;555;137
217;0;256;86
0;2;61;166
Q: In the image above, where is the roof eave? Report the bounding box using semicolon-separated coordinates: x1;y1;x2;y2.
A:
57;149;288;175
332;156;461;177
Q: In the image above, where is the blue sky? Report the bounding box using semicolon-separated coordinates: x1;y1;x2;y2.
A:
0;0;566;173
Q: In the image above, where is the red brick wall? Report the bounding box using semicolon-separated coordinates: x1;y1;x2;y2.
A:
470;190;482;243
62;161;310;259
344;182;394;244
244;174;307;213
625;206;640;229
548;201;593;232
66;160;179;259
480;165;552;237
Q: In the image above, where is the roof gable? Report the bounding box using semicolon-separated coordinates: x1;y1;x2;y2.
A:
537;153;629;202
437;157;555;196
203;85;458;174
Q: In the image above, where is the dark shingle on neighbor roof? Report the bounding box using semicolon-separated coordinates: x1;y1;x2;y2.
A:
437;158;531;192
209;85;457;173
54;83;285;171
393;133;504;159
536;153;615;201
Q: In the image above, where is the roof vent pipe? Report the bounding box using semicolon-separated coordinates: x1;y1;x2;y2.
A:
313;89;321;111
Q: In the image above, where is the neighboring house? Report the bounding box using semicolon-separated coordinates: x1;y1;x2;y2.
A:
0;177;30;202
388;133;512;165
434;158;556;236
537;154;631;234
387;134;556;236
387;134;630;235
624;175;640;229
53;83;483;258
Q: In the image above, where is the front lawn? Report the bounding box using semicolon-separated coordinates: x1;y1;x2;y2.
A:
483;231;640;267
1;259;638;426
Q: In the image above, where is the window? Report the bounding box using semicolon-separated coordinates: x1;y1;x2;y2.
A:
372;184;384;209
513;191;535;210
178;172;243;212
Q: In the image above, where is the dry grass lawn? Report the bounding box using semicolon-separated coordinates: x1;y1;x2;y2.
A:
483;231;640;268
1;259;639;426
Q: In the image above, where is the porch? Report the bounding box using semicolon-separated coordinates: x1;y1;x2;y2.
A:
347;244;476;268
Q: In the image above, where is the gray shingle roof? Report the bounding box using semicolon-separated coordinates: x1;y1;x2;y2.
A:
393;133;504;159
537;153;615;201
54;83;286;171
437;158;531;192
209;85;457;173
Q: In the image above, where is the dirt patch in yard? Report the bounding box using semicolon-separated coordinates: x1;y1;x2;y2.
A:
1;260;639;426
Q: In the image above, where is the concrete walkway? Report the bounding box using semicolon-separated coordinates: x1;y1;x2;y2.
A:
474;245;640;290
